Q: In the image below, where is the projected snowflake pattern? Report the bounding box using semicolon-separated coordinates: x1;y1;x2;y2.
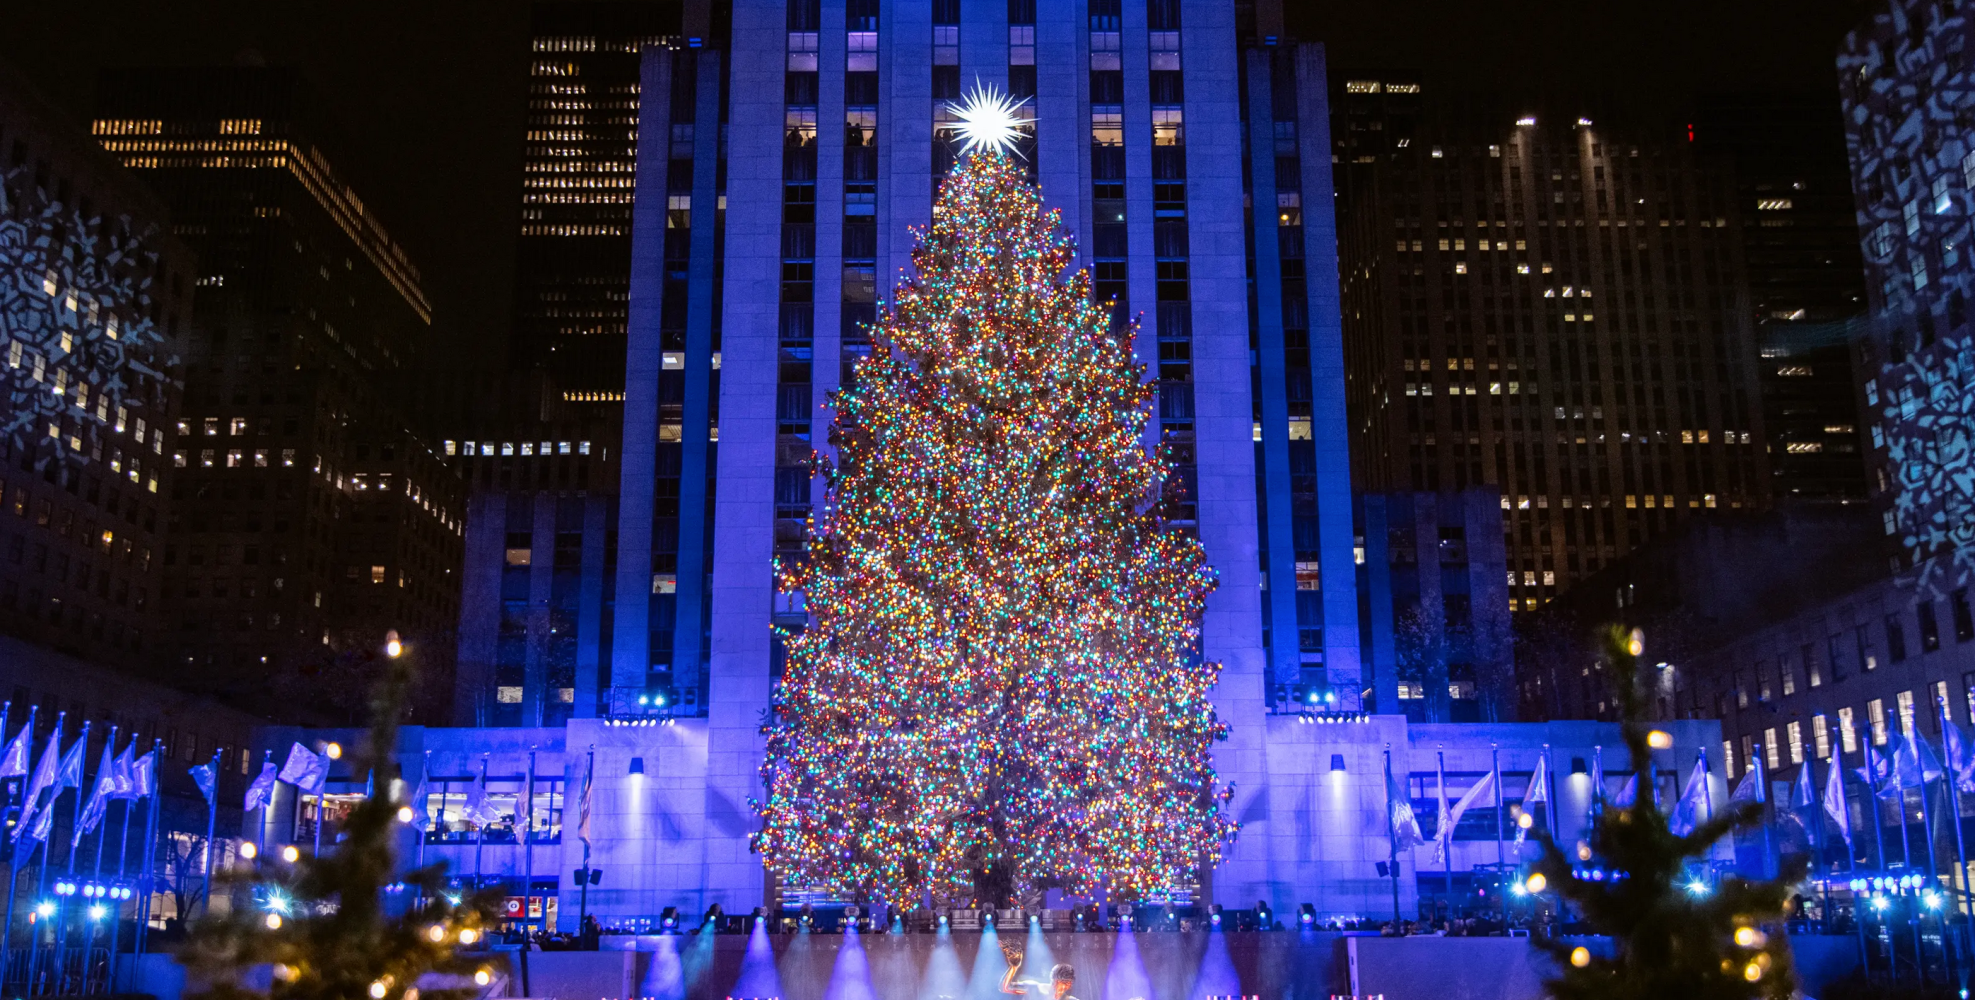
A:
0;164;171;484
1878;335;1975;597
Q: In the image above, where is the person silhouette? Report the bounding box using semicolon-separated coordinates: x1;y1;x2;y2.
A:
1000;945;1076;1000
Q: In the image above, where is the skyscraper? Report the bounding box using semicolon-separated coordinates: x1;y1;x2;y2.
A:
516;2;682;405
92;68;465;718
449;0;1378;911
1332;78;1772;611
1693;96;1870;502
1838;0;1975;584
0;62;189;667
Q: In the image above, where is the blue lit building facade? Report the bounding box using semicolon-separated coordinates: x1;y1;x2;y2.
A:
437;0;1614;920
600;0;1362;904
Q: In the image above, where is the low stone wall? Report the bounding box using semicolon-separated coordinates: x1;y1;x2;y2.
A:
118;930;1860;1000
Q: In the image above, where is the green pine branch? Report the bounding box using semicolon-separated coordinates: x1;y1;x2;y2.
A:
177;644;506;1000
1524;626;1803;1000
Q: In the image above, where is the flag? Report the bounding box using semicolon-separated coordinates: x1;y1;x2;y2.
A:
1857;740;1895;795
1434;771;1496;865
1945;719;1975;793
1432;759;1452;862
1730;769;1764;805
72;739;116;846
24;787;56;845
577;753;595;847
1514;754;1548;846
129;749;157;798
14;719;62;843
1612;773;1639;808
1589;750;1606;808
190;760;217;806
1788;759;1817;832
1897;732;1944;788
1386;765;1426;850
1671;755;1712;836
0;720;32;779
405;775;431;832
243;759;278;812
108;740;136;798
462;768;501;827
51;731;86;791
278;742;326;794
1825;754;1853;846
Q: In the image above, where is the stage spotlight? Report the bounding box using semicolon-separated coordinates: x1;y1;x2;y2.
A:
701;904;723;932
1256;901;1274;929
660;906;679;932
1209;904;1223;928
1299;904;1316;926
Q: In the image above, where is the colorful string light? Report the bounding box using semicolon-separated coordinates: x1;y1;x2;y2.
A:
753;148;1235;905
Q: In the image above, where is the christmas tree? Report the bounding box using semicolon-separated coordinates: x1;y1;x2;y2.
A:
177;637;504;1000
1528;627;1801;1000
754;96;1233;906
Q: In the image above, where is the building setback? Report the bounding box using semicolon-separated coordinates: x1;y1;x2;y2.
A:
0;62;187;668
1332;77;1772;612
91;68;465;719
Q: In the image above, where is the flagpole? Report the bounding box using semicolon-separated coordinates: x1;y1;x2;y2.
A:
107;792;130;993
134;740;161;960
1865;737;1888;871
0;704;32;992
1383;745;1400;924
85;727;117;995
520;748;535;998
1894;737;1915;871
1914;732;1949;984
258;750;273;853
1436;747;1453;915
1544;743;1558;844
415;751;429;909
579;747;594;933
1754;744;1777;880
473;756;487;891
1485;747;1501;869
201;750;220;918
1940;697;1970;918
1589;745;1603;835
312;760;327;860
50;721;91;994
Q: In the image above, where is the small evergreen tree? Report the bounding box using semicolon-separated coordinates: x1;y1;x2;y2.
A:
1529;626;1802;1000
177;641;503;1000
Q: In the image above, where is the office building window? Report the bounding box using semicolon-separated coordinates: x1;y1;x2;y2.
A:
1869;698;1889;745
1921;600;1941;653
1839;706;1858;754
1897;689;1917;736
1764;729;1781;771
1786;722;1803;765
1888;614;1908;662
1812;714;1831;760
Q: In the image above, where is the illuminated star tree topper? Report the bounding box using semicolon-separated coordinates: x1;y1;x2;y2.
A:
944;82;1035;156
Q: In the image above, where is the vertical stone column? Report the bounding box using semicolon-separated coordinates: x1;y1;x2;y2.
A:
1181;0;1269;905
703;0;790;910
1293;43;1364;709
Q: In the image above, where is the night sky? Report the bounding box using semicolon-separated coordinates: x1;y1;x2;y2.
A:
1;0;1869;370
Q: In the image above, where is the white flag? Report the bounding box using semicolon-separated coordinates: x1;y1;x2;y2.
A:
278;742;326;794
1670;755;1712;836
1434;771;1496;865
